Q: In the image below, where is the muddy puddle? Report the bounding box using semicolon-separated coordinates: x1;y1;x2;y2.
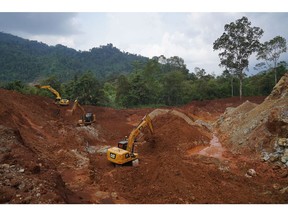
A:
188;134;225;159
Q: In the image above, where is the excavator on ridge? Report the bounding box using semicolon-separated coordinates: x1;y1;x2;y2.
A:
107;114;154;166
70;98;96;126
34;85;69;106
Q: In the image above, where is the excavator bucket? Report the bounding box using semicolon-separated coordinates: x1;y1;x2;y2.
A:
34;84;41;88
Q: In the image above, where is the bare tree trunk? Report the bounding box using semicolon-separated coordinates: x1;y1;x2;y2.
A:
239;78;242;100
231;77;234;97
238;70;243;100
273;61;278;85
274;68;277;85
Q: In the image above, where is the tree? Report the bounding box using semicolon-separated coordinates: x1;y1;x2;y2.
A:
194;67;206;79
221;69;236;97
3;80;25;92
154;55;189;75
103;82;116;107
213;16;263;99
162;71;186;105
115;75;131;107
256;35;287;85
127;73;151;106
142;59;163;104
70;71;104;105
167;56;189;75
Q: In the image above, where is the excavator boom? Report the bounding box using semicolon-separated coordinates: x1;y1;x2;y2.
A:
107;114;153;165
35;84;69;106
126;115;153;153
71;99;85;115
71;98;95;126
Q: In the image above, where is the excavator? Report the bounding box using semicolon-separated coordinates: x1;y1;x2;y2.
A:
71;98;96;126
34;85;69;106
107;114;154;165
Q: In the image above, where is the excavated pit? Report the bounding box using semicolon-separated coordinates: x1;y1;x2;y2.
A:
0;82;287;204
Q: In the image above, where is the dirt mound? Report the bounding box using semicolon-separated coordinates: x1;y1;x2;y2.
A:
216;73;288;165
0;125;83;204
140;112;211;154
221;100;258;117
0;89;104;203
266;73;288;100
181;96;266;121
99;113;212;203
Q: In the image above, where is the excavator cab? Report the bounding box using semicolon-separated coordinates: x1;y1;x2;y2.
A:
77;112;96;126
59;99;69;106
118;140;128;150
84;113;94;123
80;112;95;126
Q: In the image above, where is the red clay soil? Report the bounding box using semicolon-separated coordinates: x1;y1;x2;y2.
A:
181;96;266;121
0;89;287;204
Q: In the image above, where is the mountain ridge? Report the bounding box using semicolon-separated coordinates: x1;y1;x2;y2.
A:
0;31;149;83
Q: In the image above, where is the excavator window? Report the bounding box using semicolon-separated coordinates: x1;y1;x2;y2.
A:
118;140;128;150
84;113;93;122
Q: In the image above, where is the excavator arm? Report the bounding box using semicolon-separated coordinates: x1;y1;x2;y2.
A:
126;115;153;153
35;85;61;100
34;84;69;106
71;99;85;115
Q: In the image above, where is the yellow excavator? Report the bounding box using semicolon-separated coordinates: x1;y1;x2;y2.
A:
107;114;153;165
71;98;96;126
34;85;69;106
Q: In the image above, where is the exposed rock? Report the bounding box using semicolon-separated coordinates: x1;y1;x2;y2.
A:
272;164;281;170
278;138;288;147
280;186;288;194
95;191;110;200
280;155;288;164
195;119;213;131
280;170;288;178
261;152;270;162
245;173;252;178
269;155;279;162
246;169;257;177
18;168;25;173
111;192;118;199
265;73;288;100
96;145;111;154
216;73;288;158
1;164;10;169
273;183;281;190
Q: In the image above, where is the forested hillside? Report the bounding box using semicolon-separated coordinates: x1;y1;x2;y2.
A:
0;30;287;108
0;32;148;82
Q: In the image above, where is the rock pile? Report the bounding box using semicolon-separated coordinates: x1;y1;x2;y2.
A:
262;138;288;166
215;73;288;161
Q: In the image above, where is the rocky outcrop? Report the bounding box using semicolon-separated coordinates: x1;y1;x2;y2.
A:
215;73;288;166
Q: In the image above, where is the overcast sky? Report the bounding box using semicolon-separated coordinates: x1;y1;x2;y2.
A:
1;1;288;76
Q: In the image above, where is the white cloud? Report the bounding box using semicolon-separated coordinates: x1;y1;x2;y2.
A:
29;35;76;48
1;12;288;76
